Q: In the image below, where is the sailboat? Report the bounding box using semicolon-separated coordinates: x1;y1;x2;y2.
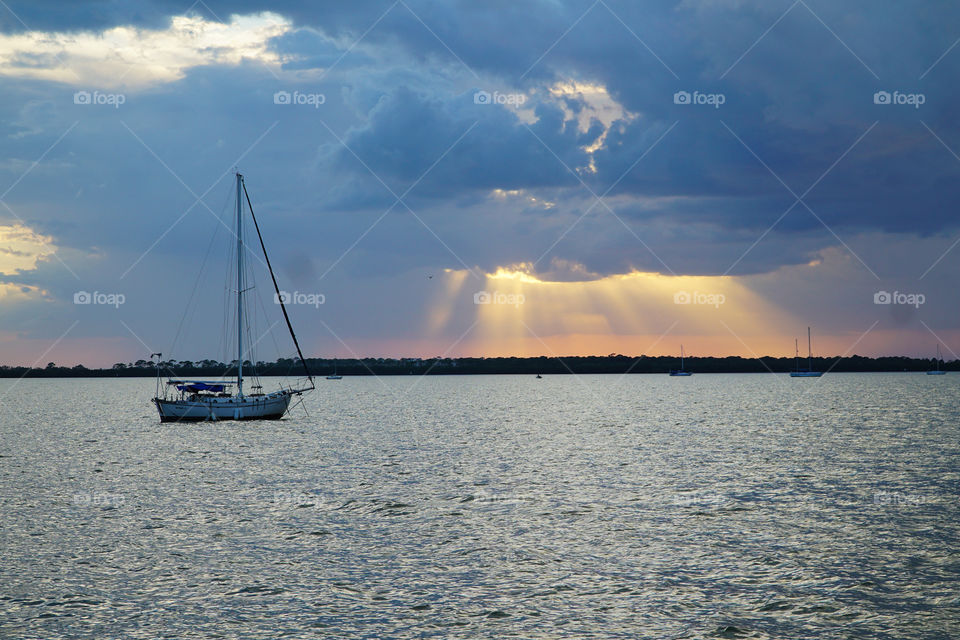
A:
152;173;315;421
326;363;343;380
927;345;947;375
669;345;692;376
790;327;822;377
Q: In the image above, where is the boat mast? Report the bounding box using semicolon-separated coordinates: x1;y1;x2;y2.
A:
807;327;812;372
680;345;684;370
236;172;244;398
795;338;799;371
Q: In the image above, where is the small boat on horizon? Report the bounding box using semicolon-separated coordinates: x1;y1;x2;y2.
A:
326;363;343;380
927;345;947;375
669;345;692;376
790;327;823;377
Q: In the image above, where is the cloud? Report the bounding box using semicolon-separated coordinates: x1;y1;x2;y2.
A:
321;86;590;204
0;222;56;274
1;0;959;363
0;12;290;88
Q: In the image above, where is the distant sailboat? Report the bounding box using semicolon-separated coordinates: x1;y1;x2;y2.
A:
152;173;314;421
790;327;823;377
927;345;947;375
326;363;343;380
669;345;692;376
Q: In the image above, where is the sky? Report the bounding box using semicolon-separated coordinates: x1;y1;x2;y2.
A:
0;0;958;367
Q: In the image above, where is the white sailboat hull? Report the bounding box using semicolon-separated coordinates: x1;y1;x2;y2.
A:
154;391;292;422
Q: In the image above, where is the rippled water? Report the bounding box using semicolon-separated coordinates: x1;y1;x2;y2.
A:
1;374;959;639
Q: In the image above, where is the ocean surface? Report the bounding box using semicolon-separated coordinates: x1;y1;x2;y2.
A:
1;373;958;639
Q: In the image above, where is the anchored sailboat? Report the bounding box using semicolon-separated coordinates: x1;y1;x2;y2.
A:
669;344;692;376
153;173;314;422
927;345;947;375
790;327;822;377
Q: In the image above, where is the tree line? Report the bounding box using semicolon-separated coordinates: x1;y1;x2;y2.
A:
1;354;954;377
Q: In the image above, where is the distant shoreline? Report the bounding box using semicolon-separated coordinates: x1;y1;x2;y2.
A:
3;355;953;378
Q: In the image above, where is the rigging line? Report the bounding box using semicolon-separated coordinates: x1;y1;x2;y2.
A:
241;176;314;388
168;202;228;358
244;302;261;382
159;193;232;378
242;252;257;378
252;269;286;364
244;235;268;385
233;194;302;386
221;212;239;368
289;392;310;418
249;247;293;375
238;199;263;383
241;226;268;386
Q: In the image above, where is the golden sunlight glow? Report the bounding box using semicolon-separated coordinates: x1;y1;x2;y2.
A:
0;13;291;88
426;265;798;358
426;268;470;334
486;264;545;284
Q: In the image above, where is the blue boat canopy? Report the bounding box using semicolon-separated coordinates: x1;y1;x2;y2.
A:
173;381;227;392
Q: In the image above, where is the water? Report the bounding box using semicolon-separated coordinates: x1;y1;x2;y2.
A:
1;374;958;639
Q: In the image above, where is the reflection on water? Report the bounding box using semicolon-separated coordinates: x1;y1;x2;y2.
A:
1;374;958;638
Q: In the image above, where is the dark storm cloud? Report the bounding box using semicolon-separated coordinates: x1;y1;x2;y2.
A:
255;0;960;244
1;0;959;324
321;86;588;204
